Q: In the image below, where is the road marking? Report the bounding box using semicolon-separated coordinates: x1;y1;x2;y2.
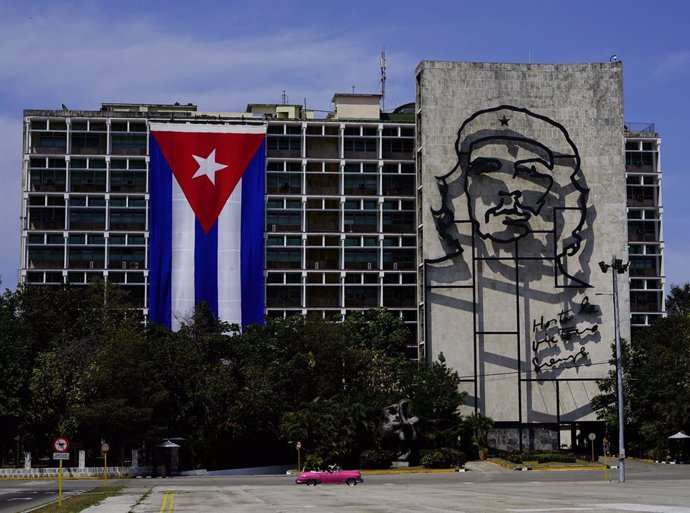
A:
21;481;53;486
7;497;33;501
584;505;690;513
507;508;593;512
509;506;690;513
159;492;175;513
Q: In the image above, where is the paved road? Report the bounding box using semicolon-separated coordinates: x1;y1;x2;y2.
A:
5;461;690;513
0;479;100;513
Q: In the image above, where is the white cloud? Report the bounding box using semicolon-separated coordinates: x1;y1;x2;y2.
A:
0;5;418;290
651;51;690;81
0;8;415;112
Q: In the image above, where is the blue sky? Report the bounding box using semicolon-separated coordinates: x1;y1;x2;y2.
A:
0;0;688;291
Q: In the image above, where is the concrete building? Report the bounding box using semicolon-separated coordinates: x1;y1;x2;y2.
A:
416;61;631;450
20;95;418;351
625;124;665;332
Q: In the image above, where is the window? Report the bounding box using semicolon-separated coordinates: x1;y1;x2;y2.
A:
344;212;377;233
32;132;67;153
266;286;302;307
382;212;415;233
266;249;301;269
111;133;146;155
267;136;301;152
343;137;377;154
382;175;415;196
266;212;301;232
344;249;378;270
344;286;378;307
109;211;146;230
28;248;64;269
267;173;301;194
344;174;377;195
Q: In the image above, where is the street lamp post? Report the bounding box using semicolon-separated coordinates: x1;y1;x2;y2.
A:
598;257;629;483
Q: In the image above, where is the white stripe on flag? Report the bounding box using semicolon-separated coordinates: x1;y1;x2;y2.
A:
149;122;265;134
217;177;243;325
171;175;196;331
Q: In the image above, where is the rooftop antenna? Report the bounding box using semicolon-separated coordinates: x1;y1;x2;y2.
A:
380;47;387;111
281;90;287;105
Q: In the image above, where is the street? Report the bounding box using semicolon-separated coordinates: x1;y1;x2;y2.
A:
3;461;690;513
0;479;100;513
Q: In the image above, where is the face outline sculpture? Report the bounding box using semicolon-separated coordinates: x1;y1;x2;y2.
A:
464;138;556;243
431;105;590;286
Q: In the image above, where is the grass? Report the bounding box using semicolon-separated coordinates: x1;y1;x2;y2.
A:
30;486;123;513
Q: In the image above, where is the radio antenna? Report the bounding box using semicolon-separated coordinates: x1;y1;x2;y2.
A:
380;47;387;112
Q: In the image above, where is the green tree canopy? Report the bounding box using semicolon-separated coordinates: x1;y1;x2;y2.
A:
593;315;690;458
666;283;690;317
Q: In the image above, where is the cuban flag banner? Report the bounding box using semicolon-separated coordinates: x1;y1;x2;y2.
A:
148;123;265;330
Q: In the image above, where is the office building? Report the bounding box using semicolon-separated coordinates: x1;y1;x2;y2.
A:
625;124;665;331
20;95;418;351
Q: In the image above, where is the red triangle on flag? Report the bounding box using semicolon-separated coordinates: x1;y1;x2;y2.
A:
153;130;264;233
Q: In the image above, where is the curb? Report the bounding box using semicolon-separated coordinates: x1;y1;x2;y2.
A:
489;458;607;472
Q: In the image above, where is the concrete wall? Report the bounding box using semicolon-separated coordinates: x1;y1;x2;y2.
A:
416;62;629;442
0;466;144;479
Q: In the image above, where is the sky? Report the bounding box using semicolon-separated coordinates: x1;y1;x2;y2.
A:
0;0;688;292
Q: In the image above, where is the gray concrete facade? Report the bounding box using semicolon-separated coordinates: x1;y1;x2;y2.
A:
416;61;629;449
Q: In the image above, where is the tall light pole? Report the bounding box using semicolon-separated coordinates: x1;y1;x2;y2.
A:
598;257;629;483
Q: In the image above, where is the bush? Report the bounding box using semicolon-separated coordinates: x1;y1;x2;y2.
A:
505;452;527;464
359;449;395;469
420;449;452;468
302;454;324;471
439;447;467;467
534;453;576;464
502;452;576;464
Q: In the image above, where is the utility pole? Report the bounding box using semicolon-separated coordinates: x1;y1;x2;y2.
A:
599;257;629;483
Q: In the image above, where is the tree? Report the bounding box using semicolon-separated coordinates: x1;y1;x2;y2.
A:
397;354;467;449
280;398;371;467
666;283;690;317
593;316;690;458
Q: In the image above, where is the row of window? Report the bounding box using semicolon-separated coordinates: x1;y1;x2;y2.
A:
266;211;415;233
266;235;415;248
30;131;147;156
267;162;415;173
265;247;415;270
266;285;416;308
266;173;415;196
30;120;147;132
28;232;145;245
27;208;146;231
266;272;416;285
27;246;145;269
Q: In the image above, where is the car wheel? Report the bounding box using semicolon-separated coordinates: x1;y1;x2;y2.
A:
307;479;317;486
346;478;357;486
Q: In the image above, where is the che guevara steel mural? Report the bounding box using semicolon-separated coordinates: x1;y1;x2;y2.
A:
429;105;600;375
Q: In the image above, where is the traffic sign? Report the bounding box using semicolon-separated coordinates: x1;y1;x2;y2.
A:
53;437;70;453
53;452;69;460
588;433;596;441
296;441;302;449
101;442;110;453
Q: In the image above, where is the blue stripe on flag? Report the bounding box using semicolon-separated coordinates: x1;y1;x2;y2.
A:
148;136;173;328
241;139;266;326
195;220;219;317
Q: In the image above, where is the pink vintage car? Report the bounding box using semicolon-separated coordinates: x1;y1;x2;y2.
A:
295;465;363;486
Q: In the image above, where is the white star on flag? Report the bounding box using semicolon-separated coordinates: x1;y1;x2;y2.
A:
192;149;228;185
